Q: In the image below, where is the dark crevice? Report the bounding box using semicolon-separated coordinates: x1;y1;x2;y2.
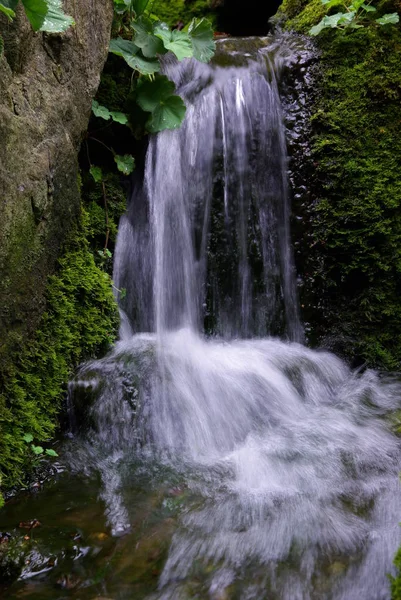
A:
215;0;283;36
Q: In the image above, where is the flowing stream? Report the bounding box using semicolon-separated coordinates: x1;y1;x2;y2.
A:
2;35;401;600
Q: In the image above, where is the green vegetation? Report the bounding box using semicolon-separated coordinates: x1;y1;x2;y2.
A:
310;0;398;35
278;0;401;369
0;0;73;32
0;203;119;504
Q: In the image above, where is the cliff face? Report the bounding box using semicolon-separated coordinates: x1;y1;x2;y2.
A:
0;1;118;495
0;0;113;367
277;0;401;369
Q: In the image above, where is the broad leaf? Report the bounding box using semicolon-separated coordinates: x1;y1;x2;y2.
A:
110;111;129;125
136;75;176;112
110;37;139;57
31;445;44;455
136;75;186;133
109;37;160;74
361;4;376;11
146;95;186;133
133;15;165;58
321;0;346;8
154;24;193;61
90;166;103;183
23;433;34;443
0;0;18;19
337;11;356;25
188;18;215;63
22;0;74;33
115;154;135;175
376;12;399;24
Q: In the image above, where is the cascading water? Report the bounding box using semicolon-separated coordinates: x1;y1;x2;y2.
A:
68;36;401;600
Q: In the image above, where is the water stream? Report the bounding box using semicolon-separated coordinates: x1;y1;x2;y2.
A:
1;35;401;600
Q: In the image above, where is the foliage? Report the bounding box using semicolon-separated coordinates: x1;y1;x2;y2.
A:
0;0;73;33
0;207;119;501
102;0;215;134
310;0;399;35
391;544;401;598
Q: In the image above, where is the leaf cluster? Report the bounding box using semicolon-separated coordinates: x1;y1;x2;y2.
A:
0;0;73;33
309;0;399;34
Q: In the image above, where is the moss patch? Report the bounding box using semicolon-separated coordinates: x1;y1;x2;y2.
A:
279;0;401;368
155;0;216;25
0;206;119;499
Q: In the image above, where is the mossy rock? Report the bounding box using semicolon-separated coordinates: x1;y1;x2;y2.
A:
278;0;401;369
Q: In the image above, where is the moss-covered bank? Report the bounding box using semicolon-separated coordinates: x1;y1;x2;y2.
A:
0;205;119;501
278;0;401;369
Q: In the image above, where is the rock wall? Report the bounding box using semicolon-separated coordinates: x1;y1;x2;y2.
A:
0;1;116;496
0;0;113;369
277;0;401;369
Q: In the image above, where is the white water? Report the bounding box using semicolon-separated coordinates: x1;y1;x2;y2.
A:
71;36;401;599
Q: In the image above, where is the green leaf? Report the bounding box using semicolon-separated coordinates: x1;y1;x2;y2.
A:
361;4;376;11
0;0;18;19
154;23;193;61
92;100;111;120
136;74;175;112
45;448;58;457
22;0;74;33
131;0;150;16
114;154;135;175
188;18;215;63
31;445;44;455
309;19;327;35
321;0;345;8
133;15;165;58
110;111;129;125
146;95;186;133
90;166;103;183
136;75;186;132
376;12;399;24
23;433;34;443
109;37;160;74
110;37;139;57
113;0;130;14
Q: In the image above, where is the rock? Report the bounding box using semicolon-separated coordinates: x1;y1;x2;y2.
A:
0;0;114;368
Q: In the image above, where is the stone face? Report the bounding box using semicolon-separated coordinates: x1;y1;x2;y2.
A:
0;0;113;365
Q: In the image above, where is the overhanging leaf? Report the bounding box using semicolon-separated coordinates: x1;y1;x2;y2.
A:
376;12;399;24
154;24;193;61
309;19;326;35
136;75;176;112
23;433;34;443
31;445;44;455
109;37;160;74
115;154;135;175
133;15;165;58
22;0;74;33
188;18;215;63
146;95;186;133
110;37;139;58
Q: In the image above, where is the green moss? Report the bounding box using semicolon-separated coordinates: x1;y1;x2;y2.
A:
154;0;216;25
279;0;401;368
0;206;119;499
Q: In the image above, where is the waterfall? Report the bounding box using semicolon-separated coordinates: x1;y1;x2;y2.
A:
114;37;303;341
69;36;401;600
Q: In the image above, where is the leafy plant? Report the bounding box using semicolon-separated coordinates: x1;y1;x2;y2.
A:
0;0;74;33
23;433;59;458
310;0;399;35
102;0;215;134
